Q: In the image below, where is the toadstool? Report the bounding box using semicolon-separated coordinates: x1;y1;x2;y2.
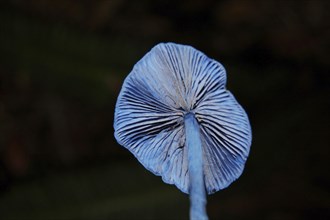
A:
114;42;252;220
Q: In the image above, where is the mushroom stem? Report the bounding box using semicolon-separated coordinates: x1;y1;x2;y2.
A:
184;113;208;220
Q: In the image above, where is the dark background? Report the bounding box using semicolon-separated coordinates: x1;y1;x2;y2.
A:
0;0;329;219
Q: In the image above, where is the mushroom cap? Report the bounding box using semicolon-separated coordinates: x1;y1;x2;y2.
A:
114;43;252;194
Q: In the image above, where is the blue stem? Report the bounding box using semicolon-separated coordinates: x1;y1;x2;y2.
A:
184;113;208;220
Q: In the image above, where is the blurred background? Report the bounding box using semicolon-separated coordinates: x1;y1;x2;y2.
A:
0;0;329;219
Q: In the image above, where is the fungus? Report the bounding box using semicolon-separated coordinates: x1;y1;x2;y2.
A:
114;42;252;220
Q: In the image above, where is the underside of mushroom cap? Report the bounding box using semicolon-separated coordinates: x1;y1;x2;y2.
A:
114;42;252;194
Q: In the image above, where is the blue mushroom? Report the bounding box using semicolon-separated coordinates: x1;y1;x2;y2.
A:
114;42;252;220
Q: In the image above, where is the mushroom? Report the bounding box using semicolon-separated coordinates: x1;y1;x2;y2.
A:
114;43;252;220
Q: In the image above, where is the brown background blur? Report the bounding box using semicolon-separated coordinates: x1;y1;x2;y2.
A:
0;0;329;219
